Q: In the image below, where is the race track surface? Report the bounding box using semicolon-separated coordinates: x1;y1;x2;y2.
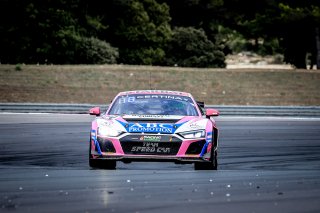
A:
0;114;320;213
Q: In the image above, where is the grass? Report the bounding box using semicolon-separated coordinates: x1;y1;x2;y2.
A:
0;64;319;106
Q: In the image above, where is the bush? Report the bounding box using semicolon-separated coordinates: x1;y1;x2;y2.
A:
164;27;225;68
120;47;165;65
78;37;119;64
15;64;22;71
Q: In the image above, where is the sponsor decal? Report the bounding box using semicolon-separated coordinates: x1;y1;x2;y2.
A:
132;114;170;118
140;135;162;142
120;135;181;143
97;119;113;126
117;94;192;103
102;115;117;120
130;142;171;153
189;123;202;129
136;95;191;102
128;123;174;134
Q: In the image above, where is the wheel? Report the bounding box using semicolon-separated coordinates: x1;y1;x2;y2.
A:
89;158;116;169
194;150;218;170
89;138;117;169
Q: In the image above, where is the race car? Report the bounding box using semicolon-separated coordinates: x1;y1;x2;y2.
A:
89;90;219;170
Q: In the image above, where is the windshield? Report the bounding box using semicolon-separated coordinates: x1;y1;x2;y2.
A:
108;94;199;116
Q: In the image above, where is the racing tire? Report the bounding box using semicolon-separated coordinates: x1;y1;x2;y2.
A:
194;150;218;170
89;139;117;170
89;158;116;170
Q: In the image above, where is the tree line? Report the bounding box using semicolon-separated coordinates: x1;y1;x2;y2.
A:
0;0;319;69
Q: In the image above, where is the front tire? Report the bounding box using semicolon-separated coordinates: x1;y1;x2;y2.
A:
194;150;218;170
89;139;117;170
89;158;116;169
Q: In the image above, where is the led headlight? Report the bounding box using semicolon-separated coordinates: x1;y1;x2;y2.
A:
98;126;123;137
179;130;205;139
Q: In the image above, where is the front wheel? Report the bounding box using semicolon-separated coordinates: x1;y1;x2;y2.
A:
89;158;116;170
89;139;116;169
194;150;218;170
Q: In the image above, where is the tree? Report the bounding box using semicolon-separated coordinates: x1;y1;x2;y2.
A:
106;0;172;65
0;0;81;64
221;0;320;69
0;0;114;64
165;27;225;68
276;2;320;68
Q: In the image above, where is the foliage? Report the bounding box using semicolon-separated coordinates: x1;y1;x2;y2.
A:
159;0;224;28
78;37;118;64
107;0;172;65
276;2;320;68
220;0;320;68
165;27;225;68
0;0;320;68
0;0;105;64
15;64;22;71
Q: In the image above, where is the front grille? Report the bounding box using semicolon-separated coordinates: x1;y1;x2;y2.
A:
120;141;182;155
120;134;181;143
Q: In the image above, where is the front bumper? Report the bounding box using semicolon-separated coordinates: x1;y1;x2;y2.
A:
90;132;215;163
90;152;211;163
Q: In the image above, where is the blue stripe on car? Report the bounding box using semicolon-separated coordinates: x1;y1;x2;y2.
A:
91;130;102;155
200;131;213;157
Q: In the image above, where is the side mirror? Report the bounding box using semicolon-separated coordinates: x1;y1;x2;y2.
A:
206;108;219;118
89;107;101;116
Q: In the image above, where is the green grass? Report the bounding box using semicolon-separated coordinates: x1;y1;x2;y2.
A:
0;64;319;106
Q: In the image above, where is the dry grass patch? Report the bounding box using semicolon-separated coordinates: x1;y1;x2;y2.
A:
0;64;319;106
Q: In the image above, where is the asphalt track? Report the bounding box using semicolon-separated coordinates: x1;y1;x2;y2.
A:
0;113;320;213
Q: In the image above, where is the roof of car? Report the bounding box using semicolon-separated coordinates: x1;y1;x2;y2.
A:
117;90;192;97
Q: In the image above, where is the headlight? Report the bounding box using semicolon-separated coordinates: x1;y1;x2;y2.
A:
98;126;123;137
179;130;205;139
